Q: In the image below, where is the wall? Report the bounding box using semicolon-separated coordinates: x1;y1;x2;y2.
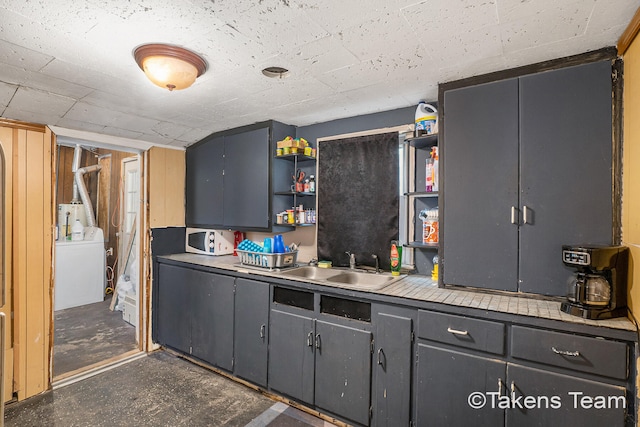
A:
0;119;54;401
148;147;185;228
622;30;640;319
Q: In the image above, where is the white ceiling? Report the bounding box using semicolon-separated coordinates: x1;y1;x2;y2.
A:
0;0;637;148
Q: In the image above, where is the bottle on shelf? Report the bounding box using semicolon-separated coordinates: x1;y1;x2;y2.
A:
309;175;315;193
431;146;439;192
425;157;434;192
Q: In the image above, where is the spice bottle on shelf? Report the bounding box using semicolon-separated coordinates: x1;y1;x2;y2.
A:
304;179;310;193
309;175;315;193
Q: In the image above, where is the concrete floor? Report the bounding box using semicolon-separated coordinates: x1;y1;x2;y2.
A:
54;299;137;377
6;351;332;426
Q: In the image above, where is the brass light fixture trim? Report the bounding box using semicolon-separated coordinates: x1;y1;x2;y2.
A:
134;43;207;91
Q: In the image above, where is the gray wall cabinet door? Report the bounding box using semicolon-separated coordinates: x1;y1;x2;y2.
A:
518;60;613;295
191;271;235;371
223;128;270;229
314;320;372;426
372;313;413;427
415;344;506;427
233;278;269;387
268;309;315;404
506;364;626;426
156;264;192;354
443;78;520;291
186;135;224;227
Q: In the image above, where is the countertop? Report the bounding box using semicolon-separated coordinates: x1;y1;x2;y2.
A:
159;253;637;333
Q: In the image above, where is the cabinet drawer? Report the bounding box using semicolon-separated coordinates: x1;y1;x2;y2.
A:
511;325;628;380
417;310;505;355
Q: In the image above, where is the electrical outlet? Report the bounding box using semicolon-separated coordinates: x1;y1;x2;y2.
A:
106;247;113;256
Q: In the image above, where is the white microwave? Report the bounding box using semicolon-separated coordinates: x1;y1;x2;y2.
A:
185;228;235;256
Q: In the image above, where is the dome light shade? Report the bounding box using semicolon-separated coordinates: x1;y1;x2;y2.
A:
134;44;207;91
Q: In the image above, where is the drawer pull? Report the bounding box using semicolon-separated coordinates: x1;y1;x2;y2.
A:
307;331;313;347
447;327;469;336
551;346;580;357
260;324;266;339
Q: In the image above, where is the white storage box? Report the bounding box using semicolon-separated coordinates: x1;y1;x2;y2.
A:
122;294;138;327
237;249;297;270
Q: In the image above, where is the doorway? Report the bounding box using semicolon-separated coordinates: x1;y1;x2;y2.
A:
52;142;142;380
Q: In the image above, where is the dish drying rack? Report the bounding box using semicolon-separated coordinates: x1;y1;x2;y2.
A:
237;249;298;271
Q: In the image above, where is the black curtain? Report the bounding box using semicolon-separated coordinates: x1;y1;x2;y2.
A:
317;132;399;270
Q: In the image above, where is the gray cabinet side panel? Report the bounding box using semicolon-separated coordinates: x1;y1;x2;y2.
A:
506;364;626;426
223;128;270;228
314;320;372;426
415;344;506;427
233;278;270;387
268;309;315;404
373;313;413;427
186;136;224;227
156;264;192;354
191;271;235;371
518;60;613;295
442;78;520;291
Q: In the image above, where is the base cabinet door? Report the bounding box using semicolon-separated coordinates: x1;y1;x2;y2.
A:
268;309;315;404
190;271;235;371
157;264;192;354
416;344;506;427
233;278;270;386
506;364;627;427
314;320;372;426
372;312;413;427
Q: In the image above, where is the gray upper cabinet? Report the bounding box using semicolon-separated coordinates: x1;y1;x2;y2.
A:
443;60;613;296
443;78;520;292
186;121;295;231
518;61;612;294
186;136;224;227
223;128;270;229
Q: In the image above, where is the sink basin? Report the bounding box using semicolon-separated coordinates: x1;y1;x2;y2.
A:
326;271;398;289
279;266;340;280
280;266;403;290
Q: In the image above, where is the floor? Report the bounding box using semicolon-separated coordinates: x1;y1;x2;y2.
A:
5;351;334;427
53;298;138;377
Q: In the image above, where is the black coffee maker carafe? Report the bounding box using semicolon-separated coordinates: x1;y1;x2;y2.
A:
561;245;629;320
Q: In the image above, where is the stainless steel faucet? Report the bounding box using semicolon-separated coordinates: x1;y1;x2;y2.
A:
346;251;356;269
372;254;380;274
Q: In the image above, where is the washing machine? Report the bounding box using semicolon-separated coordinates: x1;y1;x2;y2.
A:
54;227;106;311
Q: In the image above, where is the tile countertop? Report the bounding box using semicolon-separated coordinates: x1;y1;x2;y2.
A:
159;253;637;333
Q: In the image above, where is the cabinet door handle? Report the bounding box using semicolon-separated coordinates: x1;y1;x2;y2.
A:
307;331;313;347
315;334;321;350
551;346;580;357
511;381;516;395
523;205;530;224
377;348;385;366
510;206;518;224
260;324;266;339
498;378;503;396
447;327;469;336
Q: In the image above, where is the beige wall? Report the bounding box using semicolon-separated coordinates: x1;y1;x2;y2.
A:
0;120;54;401
148;146;185;228
623;34;640;319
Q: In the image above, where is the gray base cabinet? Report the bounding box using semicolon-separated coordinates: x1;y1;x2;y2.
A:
268;309;315;403
268;304;373;426
416;344;506;427
372;309;414;427
314;320;372;426
414;309;632;427
156;263;234;371
233;278;270;387
506;364;626;427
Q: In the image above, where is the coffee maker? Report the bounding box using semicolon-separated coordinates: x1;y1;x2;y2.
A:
561;245;629;320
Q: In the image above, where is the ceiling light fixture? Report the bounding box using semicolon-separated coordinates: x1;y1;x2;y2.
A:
134;43;207;91
262;66;290;79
